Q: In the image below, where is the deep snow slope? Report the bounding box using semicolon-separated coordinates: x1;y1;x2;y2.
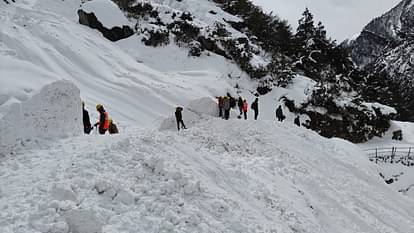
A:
0;0;236;126
1;118;413;233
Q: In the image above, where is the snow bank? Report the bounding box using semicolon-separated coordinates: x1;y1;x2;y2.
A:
82;0;131;28
187;97;220;117
0;80;82;156
159;97;219;131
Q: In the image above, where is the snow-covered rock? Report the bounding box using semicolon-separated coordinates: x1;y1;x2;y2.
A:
0;80;82;156
78;0;134;42
82;0;131;29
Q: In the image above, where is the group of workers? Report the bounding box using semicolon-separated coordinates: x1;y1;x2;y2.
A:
84;95;302;134
217;94;259;120
82;102;119;135
174;94;303;131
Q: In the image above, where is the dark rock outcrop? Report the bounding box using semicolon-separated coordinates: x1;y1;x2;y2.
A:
350;0;414;121
78;9;134;42
349;0;414;67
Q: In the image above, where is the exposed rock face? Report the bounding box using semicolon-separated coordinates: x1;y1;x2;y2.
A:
350;0;414;120
350;0;414;67
78;9;133;42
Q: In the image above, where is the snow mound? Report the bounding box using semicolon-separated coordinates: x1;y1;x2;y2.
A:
187;97;220;117
82;0;131;28
159;97;219;131
0;80;82;156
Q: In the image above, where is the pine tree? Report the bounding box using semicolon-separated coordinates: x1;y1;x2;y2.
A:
296;8;316;52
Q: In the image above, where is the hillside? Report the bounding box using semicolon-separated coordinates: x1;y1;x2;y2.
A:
0;0;238;126
0;0;398;143
1;83;413;232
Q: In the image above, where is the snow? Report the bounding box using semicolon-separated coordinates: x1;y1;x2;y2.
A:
0;0;234;127
82;0;131;28
0;80;82;156
159;97;221;131
363;102;398;116
1;0;414;232
361;120;414;199
1;117;414;233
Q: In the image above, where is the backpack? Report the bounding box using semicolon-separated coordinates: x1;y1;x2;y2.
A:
251;102;257;110
230;98;236;108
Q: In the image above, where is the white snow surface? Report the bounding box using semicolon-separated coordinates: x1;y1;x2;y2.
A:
82;0;131;28
363;102;398;116
1;0;414;232
1;118;414;233
361;121;414;198
0;80;82;156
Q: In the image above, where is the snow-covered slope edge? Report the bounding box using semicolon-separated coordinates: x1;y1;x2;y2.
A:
1;118;413;233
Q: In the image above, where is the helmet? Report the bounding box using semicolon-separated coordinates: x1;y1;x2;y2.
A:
96;104;103;110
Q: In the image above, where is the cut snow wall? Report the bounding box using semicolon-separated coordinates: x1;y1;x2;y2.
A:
0;80;82;156
159;97;219;131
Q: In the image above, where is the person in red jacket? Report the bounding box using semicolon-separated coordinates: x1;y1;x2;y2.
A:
242;99;248;120
94;104;109;134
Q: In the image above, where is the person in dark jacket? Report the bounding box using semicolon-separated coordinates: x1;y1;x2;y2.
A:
175;107;187;131
230;97;236;109
276;106;284;122
108;119;119;134
82;102;92;134
294;115;300;127
218;96;224;118
251;98;259;120
223;96;231;120
94;104;109;134
237;97;243;116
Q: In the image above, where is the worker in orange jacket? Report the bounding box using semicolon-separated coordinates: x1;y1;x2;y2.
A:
94;104;109;134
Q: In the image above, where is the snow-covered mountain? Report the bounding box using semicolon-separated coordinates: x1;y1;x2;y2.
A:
349;0;414;120
349;0;414;67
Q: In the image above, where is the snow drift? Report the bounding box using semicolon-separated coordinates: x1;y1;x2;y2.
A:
0;80;82;156
1;119;413;233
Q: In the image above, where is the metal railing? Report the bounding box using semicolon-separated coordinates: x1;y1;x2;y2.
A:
364;147;414;167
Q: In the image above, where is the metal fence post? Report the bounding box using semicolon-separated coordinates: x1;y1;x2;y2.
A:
391;147;395;163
